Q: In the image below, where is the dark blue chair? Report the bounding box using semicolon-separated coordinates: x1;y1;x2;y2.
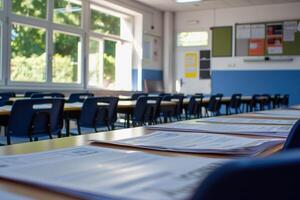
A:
191;149;300;200
31;93;65;99
228;93;242;114
249;94;260;112
283;119;300;150
131;96;148;127
260;94;272;110
131;93;148;100
273;94;281;109
77;97;119;134
0;93;11;107
205;95;223;117
146;96;162;125
67;93;94;103
4;99;64;145
281;94;289;108
185;96;199;120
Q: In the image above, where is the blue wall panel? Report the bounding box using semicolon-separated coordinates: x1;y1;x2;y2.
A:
212;70;300;105
132;69;163;91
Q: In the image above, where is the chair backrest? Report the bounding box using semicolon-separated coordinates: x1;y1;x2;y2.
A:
0;93;11;107
170;95;185;115
24;91;39;97
249;94;260;107
207;95;223;114
229;93;242;108
31;93;65;99
78;97;119;127
283;119;300;150
145;96;162;123
273;94;281;108
191;150;300;200
187;96;198;115
131;93;148;100
281;94;289;107
132;96;148;125
7;99;64;137
68;93;94;103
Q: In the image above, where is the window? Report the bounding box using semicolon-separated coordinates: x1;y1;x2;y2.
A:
54;0;82;27
2;0;136;90
177;31;209;47
91;6;121;36
12;0;47;19
53;31;81;84
10;23;47;82
88;38;103;87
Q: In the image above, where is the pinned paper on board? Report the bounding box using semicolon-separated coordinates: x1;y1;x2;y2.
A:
267;23;283;54
251;24;265;39
184;52;198;79
284;21;298;42
249;39;265;56
237;25;251;39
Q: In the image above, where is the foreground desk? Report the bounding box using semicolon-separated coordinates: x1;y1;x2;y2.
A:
0;123;283;200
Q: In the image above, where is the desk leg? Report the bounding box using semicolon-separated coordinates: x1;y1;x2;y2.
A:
65;119;70;137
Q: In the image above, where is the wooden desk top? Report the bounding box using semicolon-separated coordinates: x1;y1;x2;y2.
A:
0;125;283;200
0;101;177;116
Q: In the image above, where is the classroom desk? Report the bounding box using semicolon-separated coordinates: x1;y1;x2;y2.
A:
0;124;283;200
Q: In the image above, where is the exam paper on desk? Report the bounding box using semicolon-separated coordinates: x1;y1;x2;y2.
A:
148;122;291;138
0;146;227;200
92;131;284;155
197;117;296;125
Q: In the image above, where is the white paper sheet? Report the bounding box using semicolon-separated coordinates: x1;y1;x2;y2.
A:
149;122;291;138
0;146;227;200
93;131;284;156
284;21;298;42
251;24;265;39
258;109;300;117
197;117;296;125
237;25;251;39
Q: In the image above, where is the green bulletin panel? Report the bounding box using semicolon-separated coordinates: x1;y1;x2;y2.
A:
212;27;232;57
283;32;300;55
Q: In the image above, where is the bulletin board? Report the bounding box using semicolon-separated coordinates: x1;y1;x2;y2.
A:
235;20;300;56
212;26;233;57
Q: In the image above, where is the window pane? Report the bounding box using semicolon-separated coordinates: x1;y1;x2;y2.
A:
12;0;47;19
89;38;103;87
0;0;3;9
177;32;209;47
54;0;82;27
91;6;120;36
103;40;116;88
53;31;81;84
10;23;46;82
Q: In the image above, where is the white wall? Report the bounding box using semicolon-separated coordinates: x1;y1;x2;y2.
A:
175;2;300;94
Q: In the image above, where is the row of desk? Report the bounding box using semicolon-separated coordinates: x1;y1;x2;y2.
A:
0;101;293;199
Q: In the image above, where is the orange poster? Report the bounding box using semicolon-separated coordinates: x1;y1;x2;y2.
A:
248;39;265;56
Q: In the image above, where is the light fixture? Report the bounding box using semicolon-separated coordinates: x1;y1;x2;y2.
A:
176;0;202;3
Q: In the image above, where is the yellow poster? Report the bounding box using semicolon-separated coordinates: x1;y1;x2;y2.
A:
184;52;198;78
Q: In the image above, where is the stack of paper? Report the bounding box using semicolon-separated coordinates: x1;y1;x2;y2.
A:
258;109;300;118
148;122;291;138
239;109;300;119
0;146;227;200
93;131;284;155
197;117;296;125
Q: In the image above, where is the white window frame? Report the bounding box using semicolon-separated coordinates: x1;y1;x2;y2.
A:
0;0;136;91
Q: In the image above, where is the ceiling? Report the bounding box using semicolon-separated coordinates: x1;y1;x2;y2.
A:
134;0;300;11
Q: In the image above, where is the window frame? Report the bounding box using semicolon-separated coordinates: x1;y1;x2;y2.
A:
177;31;210;47
0;0;135;91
